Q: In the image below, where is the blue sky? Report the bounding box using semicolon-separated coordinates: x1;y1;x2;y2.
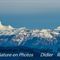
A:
0;0;60;29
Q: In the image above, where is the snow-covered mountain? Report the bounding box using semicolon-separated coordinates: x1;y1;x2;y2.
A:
0;21;60;52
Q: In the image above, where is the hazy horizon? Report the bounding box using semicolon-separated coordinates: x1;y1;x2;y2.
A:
0;0;60;29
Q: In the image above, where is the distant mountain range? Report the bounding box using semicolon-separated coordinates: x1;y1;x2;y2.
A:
0;21;60;52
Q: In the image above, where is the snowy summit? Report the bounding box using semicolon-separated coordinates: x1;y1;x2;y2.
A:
0;21;14;30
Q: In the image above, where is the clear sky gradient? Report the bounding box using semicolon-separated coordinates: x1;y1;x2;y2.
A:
0;0;60;29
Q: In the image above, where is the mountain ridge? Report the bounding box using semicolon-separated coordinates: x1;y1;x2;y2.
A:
0;21;60;52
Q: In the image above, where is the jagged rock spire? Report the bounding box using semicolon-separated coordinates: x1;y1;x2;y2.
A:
0;21;14;30
0;21;2;26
